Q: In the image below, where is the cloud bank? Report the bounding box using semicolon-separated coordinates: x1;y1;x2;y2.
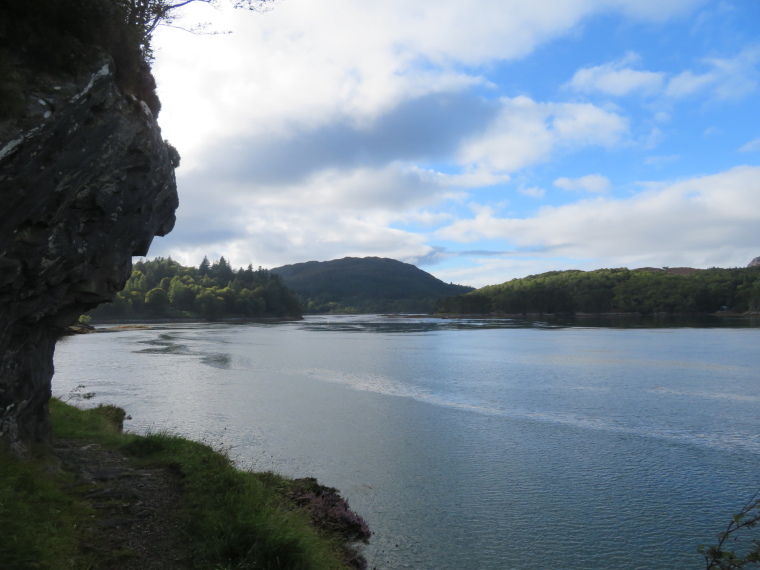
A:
147;0;759;288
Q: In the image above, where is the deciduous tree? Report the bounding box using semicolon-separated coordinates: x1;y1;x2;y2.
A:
700;491;760;568
125;0;274;41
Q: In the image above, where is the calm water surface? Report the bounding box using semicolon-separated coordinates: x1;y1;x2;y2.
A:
54;315;760;569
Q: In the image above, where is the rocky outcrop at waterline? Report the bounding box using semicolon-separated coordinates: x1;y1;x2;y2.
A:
0;58;179;448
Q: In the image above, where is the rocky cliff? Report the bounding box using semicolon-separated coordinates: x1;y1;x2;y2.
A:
0;57;179;448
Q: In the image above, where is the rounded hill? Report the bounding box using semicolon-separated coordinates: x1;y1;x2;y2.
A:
271;257;473;314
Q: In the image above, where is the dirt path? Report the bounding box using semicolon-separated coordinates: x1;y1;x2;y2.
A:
53;439;188;569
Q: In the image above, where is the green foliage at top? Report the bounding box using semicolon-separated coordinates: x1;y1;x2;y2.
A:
0;0;276;120
0;0;131;73
0;0;158;118
436;266;760;315
89;256;303;320
272;256;474;314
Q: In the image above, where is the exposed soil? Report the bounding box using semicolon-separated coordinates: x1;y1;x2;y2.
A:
52;439;188;569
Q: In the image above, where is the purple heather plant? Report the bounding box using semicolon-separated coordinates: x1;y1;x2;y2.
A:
289;478;371;569
301;491;371;543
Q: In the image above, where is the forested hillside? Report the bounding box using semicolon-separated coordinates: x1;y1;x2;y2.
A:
89;257;302;320
272;257;474;314
436;267;760;315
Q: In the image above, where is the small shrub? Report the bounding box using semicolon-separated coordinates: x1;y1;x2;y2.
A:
92;404;127;432
294;483;371;544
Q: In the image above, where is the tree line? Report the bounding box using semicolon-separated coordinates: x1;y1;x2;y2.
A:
435;267;760;315
89;257;302;320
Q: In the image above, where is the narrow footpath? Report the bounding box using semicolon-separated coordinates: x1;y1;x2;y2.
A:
53;439;187;569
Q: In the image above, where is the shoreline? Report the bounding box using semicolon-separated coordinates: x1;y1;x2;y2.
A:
65;311;760;335
1;400;369;569
430;311;760;319
66;315;304;334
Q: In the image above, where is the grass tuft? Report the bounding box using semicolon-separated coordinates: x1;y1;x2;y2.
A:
122;431;358;569
49;398;127;442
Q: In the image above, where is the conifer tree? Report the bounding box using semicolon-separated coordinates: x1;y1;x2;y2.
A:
199;256;211;276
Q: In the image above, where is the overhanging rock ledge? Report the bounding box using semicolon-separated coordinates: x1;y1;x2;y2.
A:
0;58;179;448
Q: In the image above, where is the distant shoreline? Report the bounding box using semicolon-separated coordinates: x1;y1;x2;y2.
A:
66;315;303;334
69;311;760;330
431;311;760;319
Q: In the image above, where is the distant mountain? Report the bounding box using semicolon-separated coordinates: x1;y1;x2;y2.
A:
271;257;474;314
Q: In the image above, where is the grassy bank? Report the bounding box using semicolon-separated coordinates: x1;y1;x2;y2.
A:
0;400;367;569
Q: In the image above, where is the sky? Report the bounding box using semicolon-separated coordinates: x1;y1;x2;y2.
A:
147;0;760;288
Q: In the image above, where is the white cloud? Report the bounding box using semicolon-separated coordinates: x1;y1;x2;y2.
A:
153;0;705;166
567;52;665;96
665;70;717;98
566;45;760;104
394;210;454;227
431;255;638;288
664;46;760;100
457;96;629;173
150;159;466;269
154;201;436;271
654;111;670;123
739;137;760;153
436;166;760;267
554;174;610;193
144;0;742;290
642;126;665;149
287;164;451;211
183;161;459;215
436;166;512;189
519;186;546;198
430;257;568;288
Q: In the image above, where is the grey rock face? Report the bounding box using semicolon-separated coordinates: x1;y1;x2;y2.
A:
749;257;760;268
0;59;178;447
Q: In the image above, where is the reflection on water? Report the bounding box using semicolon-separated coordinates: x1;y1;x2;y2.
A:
135;333;190;354
201;353;232;369
299;315;571;333
53;315;760;570
134;332;232;369
301;313;760;332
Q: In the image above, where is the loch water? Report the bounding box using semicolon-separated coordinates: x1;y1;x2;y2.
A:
53;315;760;569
